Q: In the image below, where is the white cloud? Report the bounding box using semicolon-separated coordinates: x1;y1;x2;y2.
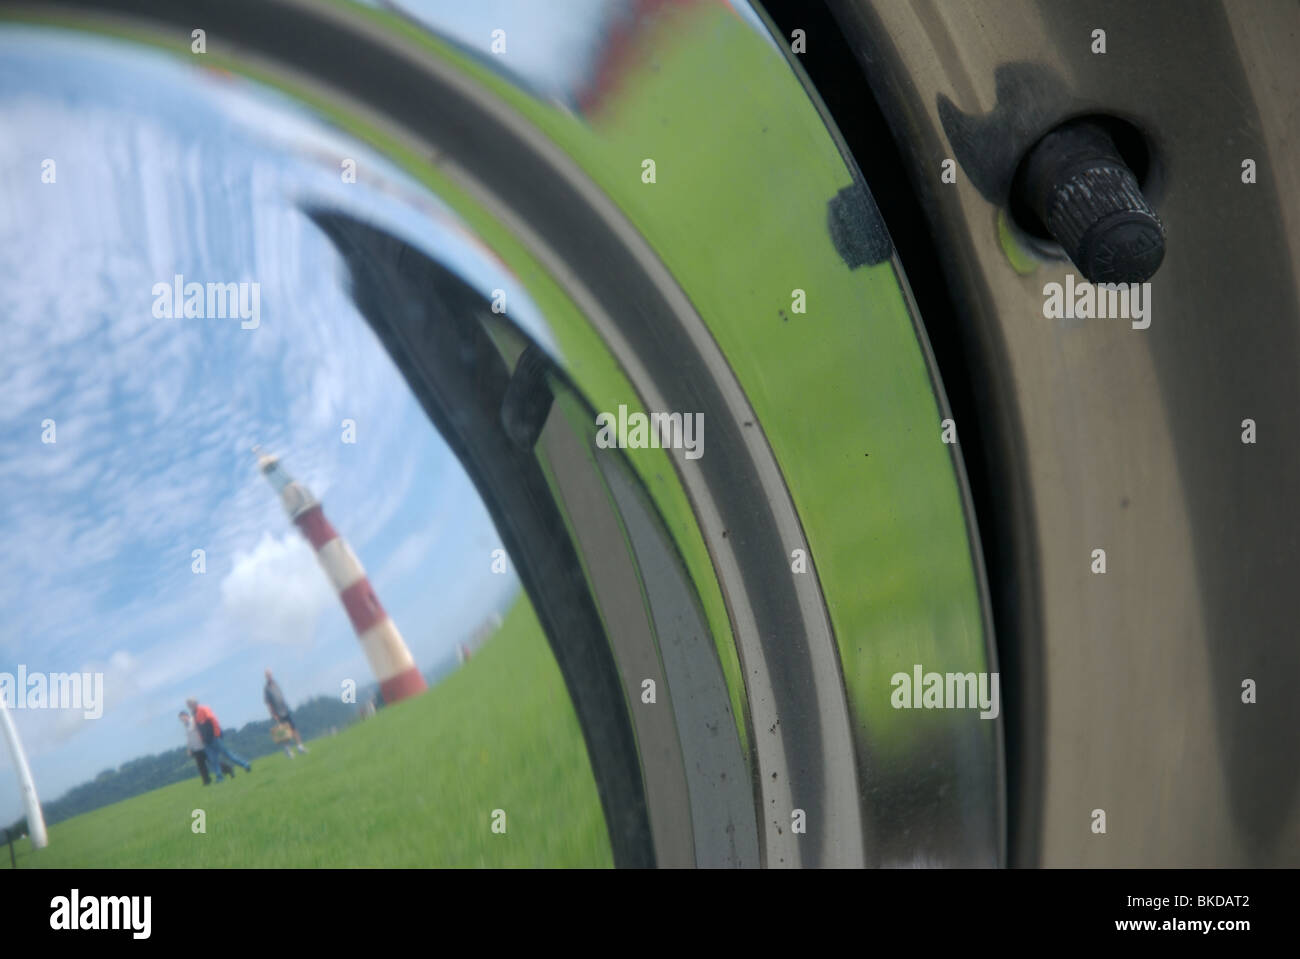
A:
219;532;334;648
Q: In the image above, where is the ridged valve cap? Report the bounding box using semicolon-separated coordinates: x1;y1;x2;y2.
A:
1015;120;1165;283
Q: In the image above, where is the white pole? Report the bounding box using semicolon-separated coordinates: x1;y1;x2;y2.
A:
0;696;47;849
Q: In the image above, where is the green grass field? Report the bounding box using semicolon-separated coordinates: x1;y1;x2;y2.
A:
12;597;612;868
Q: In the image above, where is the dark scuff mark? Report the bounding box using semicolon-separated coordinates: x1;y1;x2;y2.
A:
827;178;892;268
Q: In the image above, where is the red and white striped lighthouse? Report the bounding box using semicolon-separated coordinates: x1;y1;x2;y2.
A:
255;447;427;704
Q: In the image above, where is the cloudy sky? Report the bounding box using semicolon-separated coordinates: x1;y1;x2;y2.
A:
0;27;537;821
374;0;774;106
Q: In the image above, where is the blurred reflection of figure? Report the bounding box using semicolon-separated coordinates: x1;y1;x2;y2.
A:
180;711;232;785
264;669;308;757
187;698;252;781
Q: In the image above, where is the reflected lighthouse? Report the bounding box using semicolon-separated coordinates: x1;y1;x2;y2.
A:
254;447;426;704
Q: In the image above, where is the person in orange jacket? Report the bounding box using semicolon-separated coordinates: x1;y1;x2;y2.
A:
179;710;232;784
186;698;251;782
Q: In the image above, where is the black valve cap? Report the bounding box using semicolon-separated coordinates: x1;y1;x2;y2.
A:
1014;119;1165;283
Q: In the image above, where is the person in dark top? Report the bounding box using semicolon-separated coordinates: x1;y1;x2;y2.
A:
264;669;307;756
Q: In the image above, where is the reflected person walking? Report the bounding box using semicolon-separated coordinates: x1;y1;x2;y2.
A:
186;698;251;781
